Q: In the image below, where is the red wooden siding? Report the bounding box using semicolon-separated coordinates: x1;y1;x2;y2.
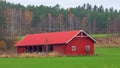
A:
53;44;66;54
66;37;94;55
17;47;25;53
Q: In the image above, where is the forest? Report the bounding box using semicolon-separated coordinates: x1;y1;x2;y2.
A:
0;0;120;50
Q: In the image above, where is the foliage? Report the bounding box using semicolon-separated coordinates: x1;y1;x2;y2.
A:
4;38;18;49
0;37;18;50
24;9;32;24
0;0;120;35
0;39;6;50
0;1;6;36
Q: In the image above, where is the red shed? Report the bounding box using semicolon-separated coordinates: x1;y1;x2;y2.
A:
15;30;97;55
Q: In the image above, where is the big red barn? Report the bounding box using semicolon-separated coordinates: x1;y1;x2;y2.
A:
15;30;97;55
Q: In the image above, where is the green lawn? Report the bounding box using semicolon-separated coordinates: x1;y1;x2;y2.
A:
91;34;113;38
0;48;120;68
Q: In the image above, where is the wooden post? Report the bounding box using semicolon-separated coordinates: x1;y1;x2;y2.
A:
26;47;28;53
45;38;48;54
37;46;39;53
31;46;34;53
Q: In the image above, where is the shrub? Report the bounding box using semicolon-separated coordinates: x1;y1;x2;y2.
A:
0;40;6;50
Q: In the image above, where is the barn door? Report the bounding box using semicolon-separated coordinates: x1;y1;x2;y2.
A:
85;45;90;54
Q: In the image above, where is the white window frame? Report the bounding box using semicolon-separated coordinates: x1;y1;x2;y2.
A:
71;46;76;51
85;45;90;51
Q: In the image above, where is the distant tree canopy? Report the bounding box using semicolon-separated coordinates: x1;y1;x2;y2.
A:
0;0;120;36
0;1;6;36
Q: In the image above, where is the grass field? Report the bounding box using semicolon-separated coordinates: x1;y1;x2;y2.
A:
0;48;120;68
91;34;113;38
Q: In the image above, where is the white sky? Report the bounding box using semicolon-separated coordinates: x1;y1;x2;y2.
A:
5;0;120;10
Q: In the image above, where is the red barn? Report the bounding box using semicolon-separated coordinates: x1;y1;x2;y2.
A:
15;30;97;55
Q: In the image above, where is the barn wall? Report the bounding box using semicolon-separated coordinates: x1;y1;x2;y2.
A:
53;44;66;54
17;46;25;53
66;37;94;55
81;37;94;54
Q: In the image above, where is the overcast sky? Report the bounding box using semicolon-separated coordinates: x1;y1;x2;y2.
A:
5;0;120;10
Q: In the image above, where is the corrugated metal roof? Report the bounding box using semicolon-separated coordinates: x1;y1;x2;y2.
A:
15;30;80;46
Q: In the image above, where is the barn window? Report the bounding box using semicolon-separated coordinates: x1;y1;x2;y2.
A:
85;46;90;51
72;46;76;51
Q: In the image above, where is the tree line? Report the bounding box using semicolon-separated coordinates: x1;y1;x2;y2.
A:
0;0;120;38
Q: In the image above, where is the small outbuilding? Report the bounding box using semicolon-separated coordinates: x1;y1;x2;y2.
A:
15;30;97;55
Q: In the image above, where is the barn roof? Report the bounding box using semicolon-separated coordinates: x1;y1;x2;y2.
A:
15;30;97;46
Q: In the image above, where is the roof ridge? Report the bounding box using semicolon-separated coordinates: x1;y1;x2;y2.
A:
26;30;80;35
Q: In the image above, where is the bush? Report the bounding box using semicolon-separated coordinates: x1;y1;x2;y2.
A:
5;38;18;50
0;40;6;50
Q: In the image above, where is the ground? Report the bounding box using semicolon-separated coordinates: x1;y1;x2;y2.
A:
0;48;120;68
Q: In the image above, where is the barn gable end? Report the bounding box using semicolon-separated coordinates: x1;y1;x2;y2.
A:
65;30;95;55
66;30;97;44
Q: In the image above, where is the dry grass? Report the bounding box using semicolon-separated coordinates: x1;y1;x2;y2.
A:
0;55;9;58
95;36;120;48
19;53;41;58
0;51;63;58
48;51;62;57
19;51;62;58
0;50;18;58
